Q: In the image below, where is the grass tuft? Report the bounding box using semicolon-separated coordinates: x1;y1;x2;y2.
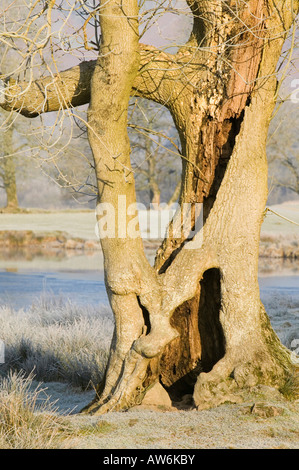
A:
0;294;114;390
280;369;299;401
0;370;68;449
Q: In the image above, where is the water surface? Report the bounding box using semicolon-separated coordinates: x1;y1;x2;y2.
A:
0;249;298;310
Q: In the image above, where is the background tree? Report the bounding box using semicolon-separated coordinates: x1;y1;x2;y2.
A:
0;108;97;211
0;108;39;212
0;24;31;212
0;0;98;211
266;25;299;203
0;115;19;211
267;100;299;202
37;113;97;207
0;0;299;414
129;98;181;207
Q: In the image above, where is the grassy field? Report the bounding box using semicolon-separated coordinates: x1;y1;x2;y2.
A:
0;201;298;240
262;201;299;236
0;211;98;240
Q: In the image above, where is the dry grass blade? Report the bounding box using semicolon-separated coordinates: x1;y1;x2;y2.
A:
0;370;69;448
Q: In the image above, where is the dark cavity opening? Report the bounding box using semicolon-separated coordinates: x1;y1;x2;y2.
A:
158;111;245;274
197;268;225;372
163;268;225;403
137;296;151;335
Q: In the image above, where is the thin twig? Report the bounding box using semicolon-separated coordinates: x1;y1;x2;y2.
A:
265;207;299;227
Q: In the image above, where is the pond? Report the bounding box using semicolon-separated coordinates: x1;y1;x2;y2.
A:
0;248;298;310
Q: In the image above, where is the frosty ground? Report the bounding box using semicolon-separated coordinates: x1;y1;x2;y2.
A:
0;287;298;449
0;201;298;449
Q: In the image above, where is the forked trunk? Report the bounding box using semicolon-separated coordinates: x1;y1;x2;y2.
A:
81;0;298;415
81;5;298;416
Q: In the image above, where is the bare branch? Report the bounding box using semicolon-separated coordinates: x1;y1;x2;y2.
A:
0;60;95;117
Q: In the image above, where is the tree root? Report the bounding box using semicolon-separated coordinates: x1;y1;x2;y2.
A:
193;348;297;410
193;356;239;410
82;310;180;414
82;349;151;415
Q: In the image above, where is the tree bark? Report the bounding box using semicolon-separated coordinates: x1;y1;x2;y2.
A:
148;151;160;207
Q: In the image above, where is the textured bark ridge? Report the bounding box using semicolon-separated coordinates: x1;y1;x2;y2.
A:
1;0;299;413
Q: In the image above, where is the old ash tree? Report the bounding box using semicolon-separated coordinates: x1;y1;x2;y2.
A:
1;0;299;413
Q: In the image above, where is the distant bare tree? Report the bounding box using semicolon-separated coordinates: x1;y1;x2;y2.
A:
0;110;33;212
0;118;18;211
129;99;181;207
267;101;299;198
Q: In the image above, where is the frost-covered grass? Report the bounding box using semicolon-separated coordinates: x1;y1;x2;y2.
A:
0;293;114;390
0;370;113;449
0;370;67;449
262;290;299;350
0;290;298;389
0;292;298;449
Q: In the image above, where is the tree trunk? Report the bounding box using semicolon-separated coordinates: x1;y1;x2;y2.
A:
1;121;19;212
147;143;161;207
3;156;18;210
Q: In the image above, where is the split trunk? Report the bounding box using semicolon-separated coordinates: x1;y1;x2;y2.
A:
83;1;298;413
